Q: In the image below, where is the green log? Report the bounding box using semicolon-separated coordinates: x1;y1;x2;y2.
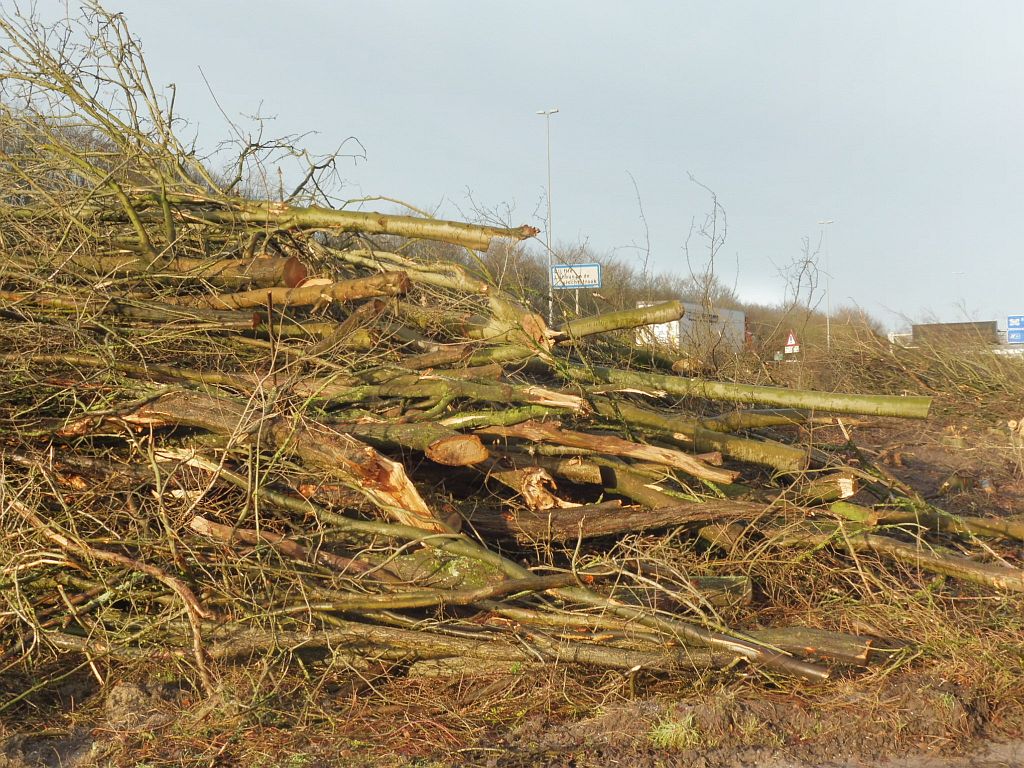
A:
770;522;1024;592
565;364;932;419
830;501;1024;542
557;300;684;340
592;398;810;472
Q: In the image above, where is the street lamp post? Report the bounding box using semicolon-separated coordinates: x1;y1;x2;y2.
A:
818;219;835;351
537;108;559;326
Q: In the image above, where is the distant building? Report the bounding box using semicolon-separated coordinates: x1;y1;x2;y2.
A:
910;321;999;346
636;301;746;356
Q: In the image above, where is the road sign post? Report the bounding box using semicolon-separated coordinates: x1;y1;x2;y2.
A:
784;330;800;355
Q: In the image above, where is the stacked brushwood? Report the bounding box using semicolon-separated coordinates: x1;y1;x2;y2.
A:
2;5;1023;700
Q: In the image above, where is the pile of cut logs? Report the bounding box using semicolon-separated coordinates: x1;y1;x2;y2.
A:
2;4;1022;699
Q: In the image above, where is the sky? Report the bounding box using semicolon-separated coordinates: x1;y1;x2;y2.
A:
80;2;1024;329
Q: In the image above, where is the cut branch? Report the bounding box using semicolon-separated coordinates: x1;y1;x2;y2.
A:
477;419;738;484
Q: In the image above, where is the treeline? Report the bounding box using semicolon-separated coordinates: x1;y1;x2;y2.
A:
391;234;885;359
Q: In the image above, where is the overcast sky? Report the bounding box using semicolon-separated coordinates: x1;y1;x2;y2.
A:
101;2;1024;329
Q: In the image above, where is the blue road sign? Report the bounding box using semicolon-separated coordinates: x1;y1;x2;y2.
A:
1008;316;1024;343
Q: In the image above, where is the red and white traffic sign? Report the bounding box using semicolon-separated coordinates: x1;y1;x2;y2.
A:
784;330;800;354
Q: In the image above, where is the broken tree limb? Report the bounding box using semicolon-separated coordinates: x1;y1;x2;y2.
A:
767;522;1024;593
788;471;858;505
171;199;540;252
467;499;761;544
746;627;882;666
440;405;569;430
40;251;313;290
196;464;829;679
394;299;551;350
332;421;491;466
504;452;700;509
476;420;738;484
200;621;727;673
166;272;410;310
8;497;216;693
702;408;836;432
592;398;810;472
188;515;399;580
120;390;448;531
829;501;1024;542
313;377;585;413
556;363;933;419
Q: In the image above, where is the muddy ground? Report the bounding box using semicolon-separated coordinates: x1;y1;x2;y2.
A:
2;670;1022;768
3;414;1023;768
